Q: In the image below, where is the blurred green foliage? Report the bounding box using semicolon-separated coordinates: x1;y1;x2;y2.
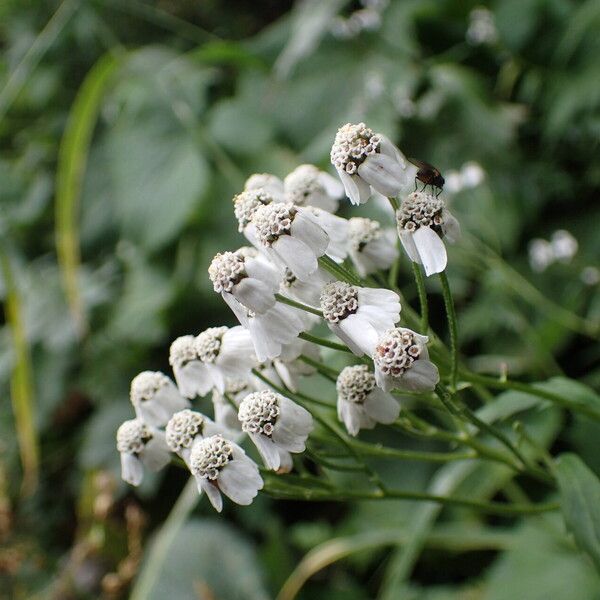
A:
0;0;599;598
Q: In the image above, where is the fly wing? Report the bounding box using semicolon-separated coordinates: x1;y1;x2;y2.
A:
407;157;434;171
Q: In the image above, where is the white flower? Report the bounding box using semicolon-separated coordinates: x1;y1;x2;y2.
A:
165;409;222;465
223;295;309;363
461;162;485;188
116;418;171;486
212;378;252;433
208;249;282;315
396;191;460;276
279;266;333;309
336;365;400;436
252;202;329;281
372;327;439;392
330;122;408;205
305;206;349;263
238;390;313;472
130;371;190;427
320;281;401;356
284;164;344;213
251;339;320;393
244;172;285;201
169;327;257;398
233;189;276;247
467;7;497;46
551;230;578;263
347;217;398;277
189;435;263;512
528;239;554;273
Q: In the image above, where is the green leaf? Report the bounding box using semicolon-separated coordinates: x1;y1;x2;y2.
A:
485;519;600;600
555;453;600;572
106;117;208;251
140;518;270;600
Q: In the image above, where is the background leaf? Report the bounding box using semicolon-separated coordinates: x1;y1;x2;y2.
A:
555;453;600;572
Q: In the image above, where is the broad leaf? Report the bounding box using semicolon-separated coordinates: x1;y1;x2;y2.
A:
555;453;600;572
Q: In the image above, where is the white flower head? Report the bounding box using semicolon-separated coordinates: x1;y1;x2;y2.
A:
190;435;263;512
396;191;460;276
238;390;313;472
347;217;398;277
165;409;222;464
233;189;276;247
252;202;329;281
244;172;285;202
330;122;408;205
130;371;190;427
336;365;400;436
528;239;554;272
551;230;578;263
208;248;282;315
169;327;257;398
116;418;171;486
373;327;439;392
320;281;401;356
284;164;344;213
467;7;498;46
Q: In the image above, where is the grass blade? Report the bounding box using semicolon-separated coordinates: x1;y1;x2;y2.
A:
0;250;38;496
55;52;121;336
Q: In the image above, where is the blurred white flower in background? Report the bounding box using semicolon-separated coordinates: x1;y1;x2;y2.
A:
466;7;498;46
330;0;388;39
528;239;555;273
551;230;578;263
581;266;600;286
529;230;578;273
444;161;486;194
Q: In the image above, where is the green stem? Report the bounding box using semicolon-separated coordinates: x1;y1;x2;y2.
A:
263;485;559;516
434;385;553;485
347;439;476;463
412;263;429;332
462;371;600;422
298;354;338;383
395;413;523;472
319;255;361;285
298;331;352;354
275;293;323;317
438;271;458;390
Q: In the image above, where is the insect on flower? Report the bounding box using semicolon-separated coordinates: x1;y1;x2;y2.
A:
408;157;445;196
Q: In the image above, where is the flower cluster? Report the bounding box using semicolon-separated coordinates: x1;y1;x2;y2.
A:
117;122;457;511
